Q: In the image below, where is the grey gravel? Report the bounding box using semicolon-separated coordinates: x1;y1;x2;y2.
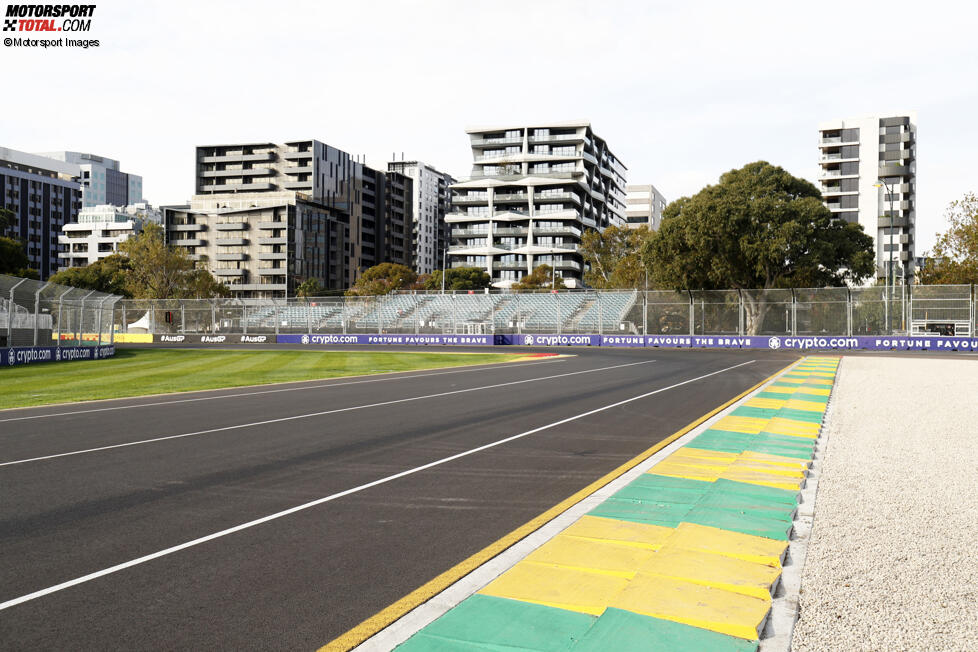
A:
791;356;978;652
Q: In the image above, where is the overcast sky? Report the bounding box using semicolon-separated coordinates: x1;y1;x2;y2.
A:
3;0;975;251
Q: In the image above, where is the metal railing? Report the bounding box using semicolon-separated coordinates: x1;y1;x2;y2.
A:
104;285;976;339
0;274;123;348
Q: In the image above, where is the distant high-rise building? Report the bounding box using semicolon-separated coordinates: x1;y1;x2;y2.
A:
387;160;456;275
0;147;82;279
164;140;412;298
625;184;667;230
446;121;627;288
58;203;160;269
35;151;143;208
817;113;916;281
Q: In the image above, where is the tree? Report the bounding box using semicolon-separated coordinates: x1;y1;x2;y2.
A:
919;192;978;285
642;161;875;334
118;223;227;299
424;267;492;292
512;264;566;290
0;207;37;278
49;254;132;296
295;278;324;298
582;224;652;288
346;263;417;296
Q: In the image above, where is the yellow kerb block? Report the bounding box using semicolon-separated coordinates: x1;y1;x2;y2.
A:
764;418;821;438
712;416;769;434
738;450;811;470
479;561;628;616
560;515;673;551
609;573;771;640
721;468;804;492
523;535;654;578
638;548;782;601
743;397;786;410
782;398;826;413
665;522;788;567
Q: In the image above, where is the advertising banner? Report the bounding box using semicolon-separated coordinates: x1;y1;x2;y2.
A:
153;334;274;345
276;333;494;346
495;334;600;346
3;345;116;367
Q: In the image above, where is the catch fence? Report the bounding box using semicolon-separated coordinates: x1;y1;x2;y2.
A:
111;285;976;339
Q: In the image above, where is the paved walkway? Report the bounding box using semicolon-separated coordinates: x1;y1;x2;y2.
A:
792;356;978;651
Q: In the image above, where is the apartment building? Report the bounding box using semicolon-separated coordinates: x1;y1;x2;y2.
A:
388;160;456;274
446;121;628;288
35;151;143;208
165;140;411;298
58;203;161;268
625;184;668;230
817;113;917;281
0;147;82;280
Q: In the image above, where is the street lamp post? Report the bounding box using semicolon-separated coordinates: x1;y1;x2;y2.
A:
441;248;447;294
875;178;896;333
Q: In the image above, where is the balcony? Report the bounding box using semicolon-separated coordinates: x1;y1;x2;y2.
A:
169;223;205;232
215;237;248;246
879;164;910;176
492;261;529;270
492;227;529;236
528;133;580;144
282;150;313;160
215;253;248;261
213;268;246;277
258;221;287;230
171;239;206;247
283;165;313;174
200;168;272;178
215;222;248;231
199;152;275;164
470;136;523;147
451;227;492;237
257;252;287;260
533;225;582;237
200;182;275;192
553;260;582;271
453;195;489;204
233;283;288;291
492;192;529;203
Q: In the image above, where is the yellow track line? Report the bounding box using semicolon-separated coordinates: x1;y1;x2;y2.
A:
321;356;802;651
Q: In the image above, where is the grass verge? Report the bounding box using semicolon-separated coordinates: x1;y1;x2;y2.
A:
0;348;530;409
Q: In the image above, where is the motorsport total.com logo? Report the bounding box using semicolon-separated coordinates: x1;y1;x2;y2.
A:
4;4;95;31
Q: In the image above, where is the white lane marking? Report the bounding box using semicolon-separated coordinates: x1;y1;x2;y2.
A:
0;359;753;611
0;361;652;467
0;359;567;423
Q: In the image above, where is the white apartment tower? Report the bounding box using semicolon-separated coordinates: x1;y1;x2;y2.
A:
387;160;456;275
447;121;627;288
625;184;668;230
817;113;916;281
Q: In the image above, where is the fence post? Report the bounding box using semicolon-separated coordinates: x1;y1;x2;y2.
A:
415;294;420;334
555;292;561;335
121;303;127;335
688;290;694;337
77;290;95;346
846;288;852;337
642;290;647;336
242;303;248;335
56;288;70;347
180;303;186;334
7;279;26;347
598;292;603;335
33;282;50;346
211;301;217;334
452;293;457;334
791;288;798;337
274;304;280;337
95;297;104;345
308;300;313;336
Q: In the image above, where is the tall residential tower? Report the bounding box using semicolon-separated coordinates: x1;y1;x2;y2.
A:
446;121;627;288
817;113;916;281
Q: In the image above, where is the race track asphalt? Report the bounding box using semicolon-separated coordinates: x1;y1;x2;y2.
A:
0;346;799;650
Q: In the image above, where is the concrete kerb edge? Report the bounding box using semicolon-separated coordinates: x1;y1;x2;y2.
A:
353;360;810;652
758;357;842;652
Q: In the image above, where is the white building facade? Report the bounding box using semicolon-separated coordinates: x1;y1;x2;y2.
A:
817;113;917;281
447;121;628;288
387;160;456;275
625;184;668;230
58;203;159;268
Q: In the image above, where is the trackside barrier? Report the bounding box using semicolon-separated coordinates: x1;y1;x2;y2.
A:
265;333;978;351
2;345;117;367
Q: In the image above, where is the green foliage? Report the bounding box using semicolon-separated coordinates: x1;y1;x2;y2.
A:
919;192;978;285
512;264;565;290
118;223;227;299
0;207;15;232
582;224;652;288
49;254;133;296
295;277;324;298
346;263;417;296
0;236;30;276
425;267;492;292
642;161;876;333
